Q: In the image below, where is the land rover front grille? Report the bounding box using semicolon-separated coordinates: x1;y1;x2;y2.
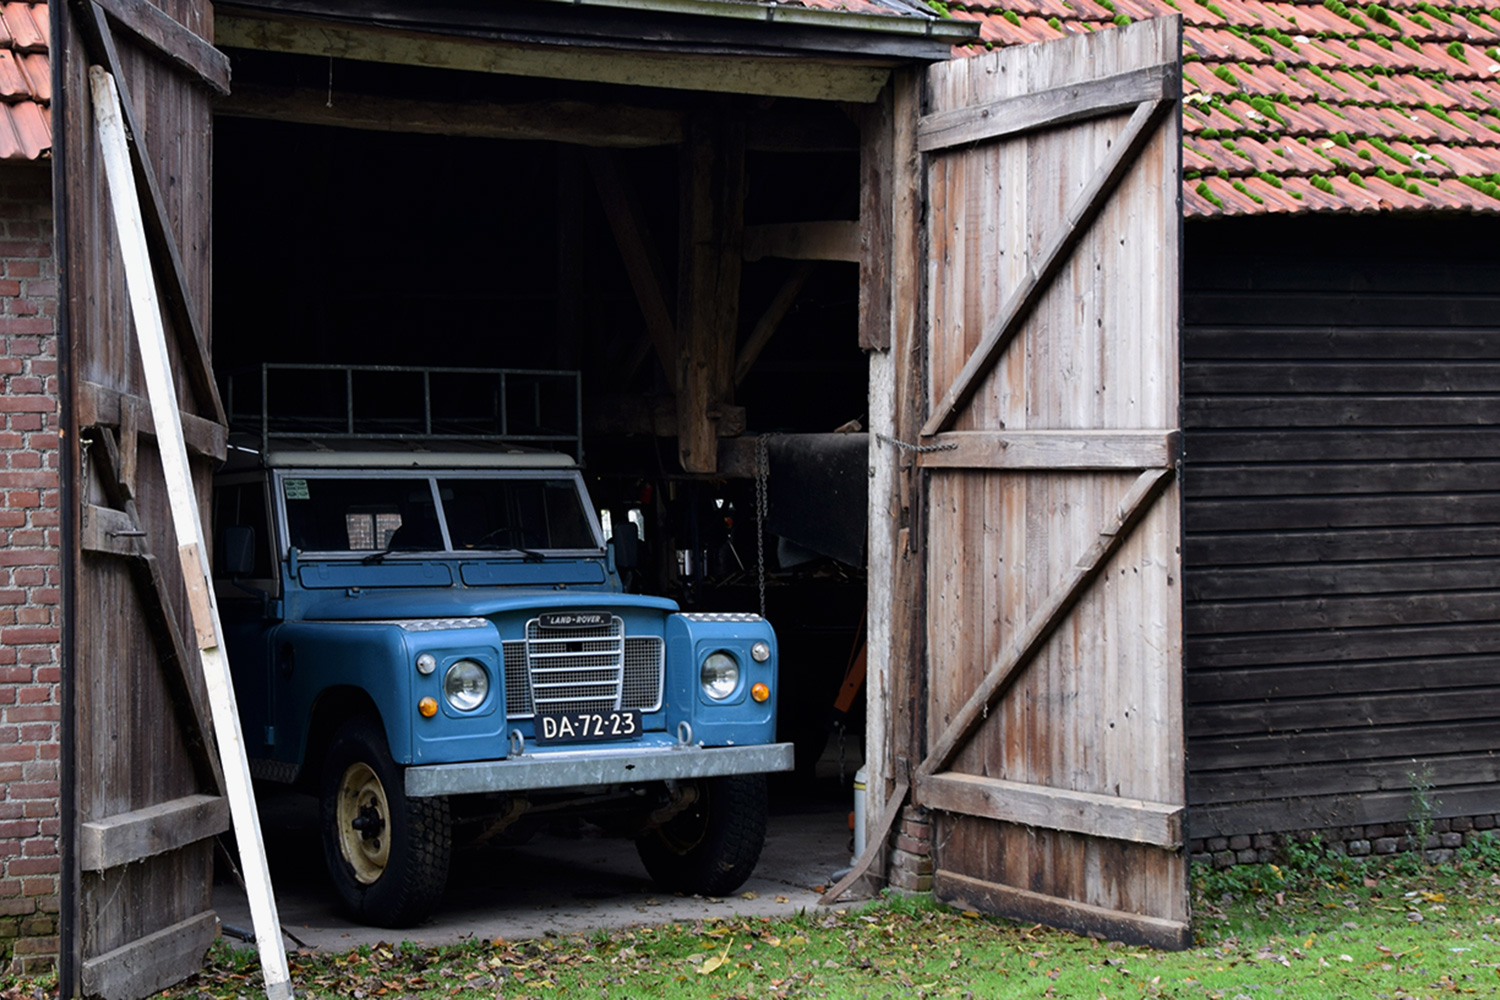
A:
502;615;664;719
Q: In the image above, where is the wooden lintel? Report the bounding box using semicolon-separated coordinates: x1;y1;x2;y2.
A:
917;773;1183;848
219;84;685;148
921;97;1172;439
75;7;228;427
743;221;860;263
79;380;227;462
936;872;1191;951
916;430;1179;470
917;467;1173;778
586;148;678;386
735;261;816;386
216;13;893;103
917;63;1178;153
589;395;745;439
81;911;221;1000
92;0;232;94
80;793;229;872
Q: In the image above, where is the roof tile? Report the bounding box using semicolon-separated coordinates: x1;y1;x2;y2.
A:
0;4;45;160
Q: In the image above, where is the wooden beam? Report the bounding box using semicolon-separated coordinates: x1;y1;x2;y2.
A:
80;912;221;1000
743;221;860;263
916;430;1179;470
920;97;1173;439
75;4;228;428
858;89;894;350
917;773;1183;848
219;83;685;148
916;468;1173;778
935;872;1191;951
676;114;746;474
92;66;293;1000
80;794;229;872
586;148;679;386
216;12;893;103
80;503;141;558
819;778;908;905
917;63;1178;153
734;261;816;386
92;0;231;94
78;380;227;462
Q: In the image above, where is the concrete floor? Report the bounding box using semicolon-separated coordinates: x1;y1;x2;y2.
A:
215;781;859;951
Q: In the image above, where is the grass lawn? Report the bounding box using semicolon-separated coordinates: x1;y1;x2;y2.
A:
10;837;1500;999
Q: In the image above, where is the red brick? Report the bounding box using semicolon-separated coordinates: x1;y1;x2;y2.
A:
0;628;56;645
20;879;54;897
20;802;54;819
4;784;56;802
0;821;35;839
0;746;34;764
0;898;34;917
20;839;54;858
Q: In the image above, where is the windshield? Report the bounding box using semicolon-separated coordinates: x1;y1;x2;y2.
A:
280;474;600;555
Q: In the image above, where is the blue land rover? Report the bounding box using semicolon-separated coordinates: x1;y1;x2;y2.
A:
212;366;791;927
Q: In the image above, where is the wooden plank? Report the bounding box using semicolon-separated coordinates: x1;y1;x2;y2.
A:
216;12;894;103
819;779;908;905
1185;395;1500;427
81;503;141;558
76;7;227;427
80;794;229;872
1190;751;1500;804
80;911;220;1000
917;468;1172;778
219;84;684;147
676;114;745;474
917;430;1176;470
79;382;227;463
1188;494;1500;533
1185;326;1500;360
92;66;293;1000
917;63;1178;153
1187;296;1500;329
858;87;893;351
1186;525;1500;567
585;148;678;383
1185;361;1500;394
1187;686;1500;738
1190;655;1500;702
918;773;1183;848
1185;428;1500;464
936;871;1191;951
1184;462;1500;499
1187;591;1500;635
1191;783;1500;840
93;0;231;94
1186;557;1500;601
1187;621;1500;670
734;262;816;386
920;97;1173;438
742;221;860;263
1190;718;1500;772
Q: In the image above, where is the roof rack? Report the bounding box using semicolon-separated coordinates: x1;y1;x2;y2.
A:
225;364;584;463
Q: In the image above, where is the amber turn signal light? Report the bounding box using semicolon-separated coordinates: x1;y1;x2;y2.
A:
418;697;438;718
751;682;770;703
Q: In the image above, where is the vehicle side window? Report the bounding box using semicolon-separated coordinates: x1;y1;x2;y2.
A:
213;482;273;578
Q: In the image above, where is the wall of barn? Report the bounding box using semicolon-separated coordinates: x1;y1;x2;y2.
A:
0;161;61;972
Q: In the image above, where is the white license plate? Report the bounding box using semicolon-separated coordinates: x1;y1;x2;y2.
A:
535;710;640;744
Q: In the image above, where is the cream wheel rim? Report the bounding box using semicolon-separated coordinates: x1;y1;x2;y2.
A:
336;761;390;885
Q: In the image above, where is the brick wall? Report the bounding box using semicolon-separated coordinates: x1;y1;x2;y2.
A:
0;161;60;973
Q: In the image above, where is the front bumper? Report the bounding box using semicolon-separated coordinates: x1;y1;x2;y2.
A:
404;742;795;797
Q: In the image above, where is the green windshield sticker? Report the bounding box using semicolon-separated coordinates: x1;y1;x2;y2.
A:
283;479;310;500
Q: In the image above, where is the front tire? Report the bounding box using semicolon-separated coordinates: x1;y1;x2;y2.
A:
320;717;451;927
636;774;767;896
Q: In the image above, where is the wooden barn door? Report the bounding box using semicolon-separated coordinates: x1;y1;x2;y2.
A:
58;4;232;996
910;18;1188;948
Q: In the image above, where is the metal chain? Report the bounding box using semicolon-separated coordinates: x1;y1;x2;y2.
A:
874;432;958;454
754;434;770;618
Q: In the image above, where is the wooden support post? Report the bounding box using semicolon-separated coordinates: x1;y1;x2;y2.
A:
91;66;293;1000
676;114;746;474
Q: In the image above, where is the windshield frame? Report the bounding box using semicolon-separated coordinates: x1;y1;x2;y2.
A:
271;468;606;560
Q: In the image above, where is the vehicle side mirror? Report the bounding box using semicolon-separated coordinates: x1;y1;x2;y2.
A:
611;522;639;572
223;525;257;577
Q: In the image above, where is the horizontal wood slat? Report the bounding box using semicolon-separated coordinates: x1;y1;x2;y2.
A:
742;221;860;262
1190;718;1500;771
1191;782;1500;840
935;871;1191;951
1185;525;1500;567
81;503;141;557
1187;686;1500;738
93;0;231;94
79;380;227;461
80;794;228;872
81;911;220;1000
921;97;1171;437
918;773;1183;848
1190;655;1500;702
917;62;1178;152
917;430;1177;469
1190;751;1500;805
1186;428;1500;463
1187;621;1500;669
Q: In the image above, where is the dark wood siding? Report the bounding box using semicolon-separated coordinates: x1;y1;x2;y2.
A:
1183;215;1500;839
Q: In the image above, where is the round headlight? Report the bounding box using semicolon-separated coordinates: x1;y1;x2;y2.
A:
416;653;437;676
701;651;740;701
751;641;771;663
443;659;489;711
